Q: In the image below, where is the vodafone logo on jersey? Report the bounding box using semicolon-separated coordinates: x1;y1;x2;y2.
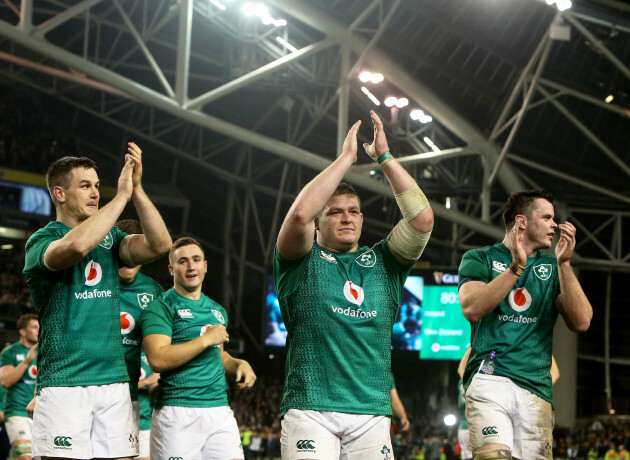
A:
27;364;37;380
509;287;532;312
121;312;135;334
84;260;102;286
139;367;146;380
200;324;212;336
343;281;364;306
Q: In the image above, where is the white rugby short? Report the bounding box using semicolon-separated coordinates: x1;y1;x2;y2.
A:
457;428;472;460
5;416;33;444
281;409;392;460
32;382;138;459
150;405;244;460
138;429;150;459
466;373;553;459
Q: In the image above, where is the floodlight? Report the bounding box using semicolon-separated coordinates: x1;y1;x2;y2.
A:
444;414;457;426
371;73;384;84
395;97;409;108
273;19;287;27
359;71;373;83
556;0;572;10
605;95;614;103
384;96;398;107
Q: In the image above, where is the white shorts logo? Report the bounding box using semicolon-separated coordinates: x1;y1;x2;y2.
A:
508;287;532;312
343;281;364;306
121;312;135;334
84;260;102;286
27;364;37;379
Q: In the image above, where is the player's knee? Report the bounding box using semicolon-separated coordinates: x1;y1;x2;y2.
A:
13;441;33;459
473;448;511;459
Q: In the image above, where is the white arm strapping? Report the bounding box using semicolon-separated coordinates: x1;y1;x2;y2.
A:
388;219;431;261
394;183;429;221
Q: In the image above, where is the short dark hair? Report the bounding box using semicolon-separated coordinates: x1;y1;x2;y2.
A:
46;156;97;205
332;183;360;206
503;190;555;229
116;219;143;235
17;313;38;331
169;237;205;263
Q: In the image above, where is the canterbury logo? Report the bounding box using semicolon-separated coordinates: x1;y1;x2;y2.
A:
482;426;498;436
296;440;315;449
54;436;72;447
168;458;183;460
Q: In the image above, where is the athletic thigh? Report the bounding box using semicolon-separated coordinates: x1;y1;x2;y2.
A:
339;416;391;460
5;417;32;444
512;386;553;460
281;410;340;460
201;406;244;460
466;374;514;452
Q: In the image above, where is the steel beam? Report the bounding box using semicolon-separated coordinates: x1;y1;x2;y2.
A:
185;39;336;110
265;0;525;194
175;0;192;105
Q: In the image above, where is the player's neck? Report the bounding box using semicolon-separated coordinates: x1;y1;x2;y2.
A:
19;337;34;348
56;209;86;229
173;283;202;300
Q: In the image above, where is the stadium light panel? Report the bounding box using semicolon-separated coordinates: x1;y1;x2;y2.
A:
361;86;381;106
384;96;398;108
395;97;409;108
209;0;226;10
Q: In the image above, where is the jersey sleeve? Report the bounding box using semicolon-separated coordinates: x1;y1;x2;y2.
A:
458;249;491;288
0;347;14;367
23;229;58;276
273;245;311;298
141;298;174;337
379;239;414;305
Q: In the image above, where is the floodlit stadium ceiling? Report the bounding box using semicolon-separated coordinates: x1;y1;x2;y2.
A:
0;0;629;291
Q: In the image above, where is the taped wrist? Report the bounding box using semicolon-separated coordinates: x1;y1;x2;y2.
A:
395;183;429;221
388;219;431;261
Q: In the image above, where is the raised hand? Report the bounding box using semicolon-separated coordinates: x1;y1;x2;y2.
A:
510;217;527;267
117;157;135;201
556;221;576;265
363;110;390;160
340;120;362;164
126;142;143;189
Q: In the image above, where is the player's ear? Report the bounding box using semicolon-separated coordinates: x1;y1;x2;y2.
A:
168;264;174;277
53;186;65;203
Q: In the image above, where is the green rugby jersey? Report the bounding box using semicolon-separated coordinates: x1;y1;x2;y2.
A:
457;380;467;430
0;342;38;418
138;352;154;431
274;239;413;416
141;289;229;409
458;243;560;403
23;221;129;388
120;273;164;401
